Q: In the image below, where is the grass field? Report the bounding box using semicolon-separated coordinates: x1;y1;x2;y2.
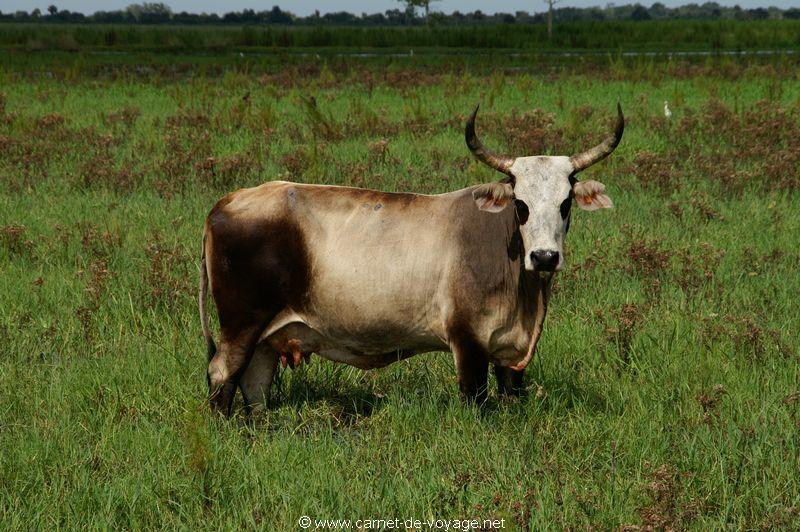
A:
1;55;799;529
3;20;800;53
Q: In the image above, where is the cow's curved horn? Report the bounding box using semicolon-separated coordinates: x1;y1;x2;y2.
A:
465;105;515;178
570;103;625;172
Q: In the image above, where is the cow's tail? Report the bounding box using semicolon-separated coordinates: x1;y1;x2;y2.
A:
199;233;217;362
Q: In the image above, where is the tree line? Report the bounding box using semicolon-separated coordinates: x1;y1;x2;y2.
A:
2;2;797;26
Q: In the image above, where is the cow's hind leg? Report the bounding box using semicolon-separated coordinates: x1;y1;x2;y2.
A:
208;324;263;416
239;343;280;412
494;365;525;397
449;327;489;404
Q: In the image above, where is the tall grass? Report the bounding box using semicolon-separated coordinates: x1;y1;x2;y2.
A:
1;20;800;52
0;57;798;528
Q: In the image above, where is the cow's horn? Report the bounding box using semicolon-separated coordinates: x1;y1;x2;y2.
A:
465;105;515;178
570;103;625;172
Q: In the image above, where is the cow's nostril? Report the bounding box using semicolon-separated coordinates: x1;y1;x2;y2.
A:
531;250;559;271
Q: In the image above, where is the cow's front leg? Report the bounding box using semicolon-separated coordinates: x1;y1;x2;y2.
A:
454;349;489;403
494;365;525;397
449;328;489;403
239;343;280;413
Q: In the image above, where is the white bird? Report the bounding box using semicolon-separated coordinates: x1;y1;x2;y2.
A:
664;100;672;119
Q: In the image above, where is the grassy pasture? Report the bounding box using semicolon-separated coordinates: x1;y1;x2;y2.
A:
2;20;800;53
0;56;799;529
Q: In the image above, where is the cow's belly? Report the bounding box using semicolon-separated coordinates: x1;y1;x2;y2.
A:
257;309;447;369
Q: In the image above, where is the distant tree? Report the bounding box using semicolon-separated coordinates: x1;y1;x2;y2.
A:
425;11;445;25
222;11;241;23
470;9;486;21
514;10;533;23
384;8;408;25
94;9;126;23
362;12;387;25
263;6;292;24
2;1;800;27
126;3;171;23
53;9;84;22
543;0;561;40
630;4;651;20
397;0;439;24
241;9;257;23
648;2;667;18
322;11;359;24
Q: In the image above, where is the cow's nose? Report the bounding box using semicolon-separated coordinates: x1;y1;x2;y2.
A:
531;250;559;271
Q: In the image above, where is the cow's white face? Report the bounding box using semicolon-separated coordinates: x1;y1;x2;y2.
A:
511;156;573;271
472;156;613;272
466;104;623;273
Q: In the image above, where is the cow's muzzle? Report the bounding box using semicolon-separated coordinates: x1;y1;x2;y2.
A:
531;249;559;271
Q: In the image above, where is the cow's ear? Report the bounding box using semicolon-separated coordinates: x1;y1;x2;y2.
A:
473;182;514;213
573;180;613;211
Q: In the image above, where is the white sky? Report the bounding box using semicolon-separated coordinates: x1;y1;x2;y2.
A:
2;1;793;15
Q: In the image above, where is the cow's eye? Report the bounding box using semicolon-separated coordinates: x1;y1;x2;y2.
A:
560;196;572;220
514;199;529;225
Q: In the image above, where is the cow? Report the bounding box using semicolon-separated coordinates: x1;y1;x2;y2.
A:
199;104;624;415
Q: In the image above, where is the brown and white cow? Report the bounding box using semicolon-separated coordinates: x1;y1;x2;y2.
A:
199;104;624;414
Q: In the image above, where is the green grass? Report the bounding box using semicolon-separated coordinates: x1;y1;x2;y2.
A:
3;20;800;53
0;57;799;529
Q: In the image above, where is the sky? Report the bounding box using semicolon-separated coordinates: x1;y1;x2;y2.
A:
2;0;792;15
